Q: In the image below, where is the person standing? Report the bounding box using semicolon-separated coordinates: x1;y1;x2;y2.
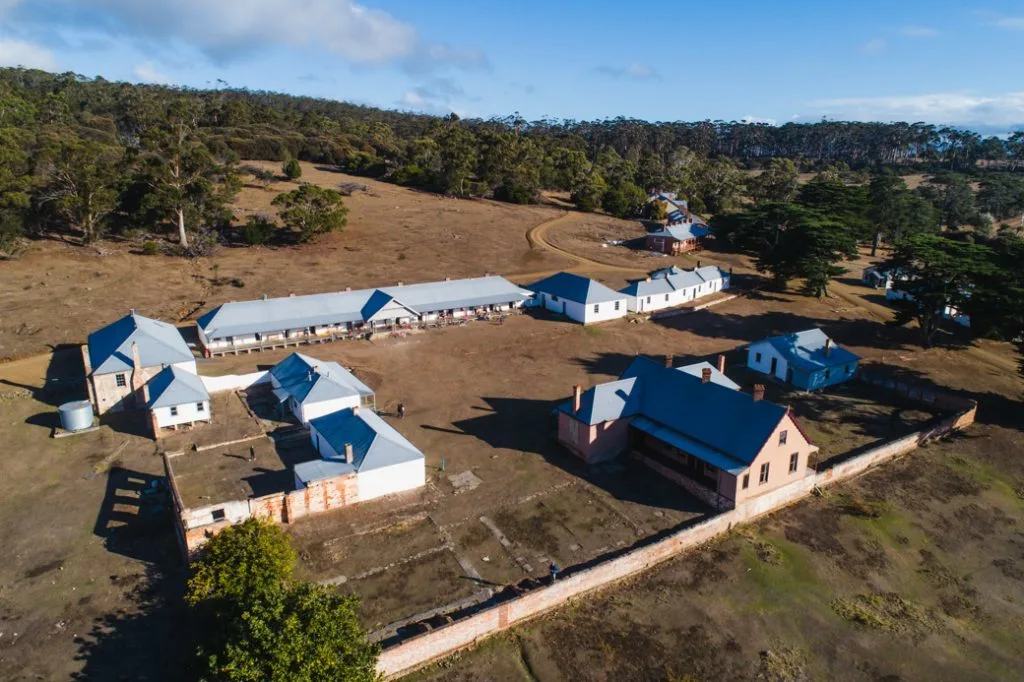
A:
397;402;406;419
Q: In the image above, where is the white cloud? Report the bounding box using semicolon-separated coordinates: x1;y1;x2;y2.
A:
741;115;777;125
860;38;887;54
0;38;56;69
132;60;170;83
9;0;485;71
807;92;1024;127
595;61;661;81
899;26;939;37
991;16;1024;30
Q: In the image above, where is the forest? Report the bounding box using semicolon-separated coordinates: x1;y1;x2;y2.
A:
0;67;1022;356
2;67;1024;255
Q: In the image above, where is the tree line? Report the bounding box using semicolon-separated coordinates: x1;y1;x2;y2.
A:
1;67;1023;256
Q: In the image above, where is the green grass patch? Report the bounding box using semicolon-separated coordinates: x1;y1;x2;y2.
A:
947;455;1024;507
738;532;828;614
582;325;604;336
830;592;938;634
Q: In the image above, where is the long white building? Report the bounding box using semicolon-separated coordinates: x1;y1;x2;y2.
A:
196;275;534;355
621;265;729;314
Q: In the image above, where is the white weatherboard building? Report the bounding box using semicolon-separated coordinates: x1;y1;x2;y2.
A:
268;352;375;425
301;406;426;503
527;272;628;324
146;365;211;431
621;265;729;313
196;275;534;354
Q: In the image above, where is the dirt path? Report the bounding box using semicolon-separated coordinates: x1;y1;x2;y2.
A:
511;211;649;281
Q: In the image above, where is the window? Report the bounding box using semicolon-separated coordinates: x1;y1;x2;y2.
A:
170;406;178;416
755;352;762;363
646;297;651;304
742;474;750;489
115;373;127;388
779;430;788;445
593;304;600;313
824;369;831;380
211;509;226;521
759;462;770;484
196;402;205;412
551;294;559;302
789;453;799;473
614;301;620;311
665;294;670;301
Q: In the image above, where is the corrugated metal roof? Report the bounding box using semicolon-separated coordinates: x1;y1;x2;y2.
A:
146;365;209;408
269;352;374;405
561;360;789;465
620;356;739;390
528;272;625;304
197;276;533;340
649;224;710;241
631;416;747;475
620;265;727;298
757;328;860;372
557;377;641;424
88;312;193;375
300;407;423;482
292;458;355;483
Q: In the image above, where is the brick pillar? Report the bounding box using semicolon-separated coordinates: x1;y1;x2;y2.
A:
149;409;161;439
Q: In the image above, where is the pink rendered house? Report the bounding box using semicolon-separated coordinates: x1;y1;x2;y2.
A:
557;355;818;510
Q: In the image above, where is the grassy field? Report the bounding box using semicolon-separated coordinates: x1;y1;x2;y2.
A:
0;163;1021;680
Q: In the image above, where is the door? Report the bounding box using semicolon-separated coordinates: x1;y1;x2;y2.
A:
769;357;778;377
786;367;794;384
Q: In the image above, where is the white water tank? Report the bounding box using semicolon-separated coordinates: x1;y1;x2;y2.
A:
59;400;94;432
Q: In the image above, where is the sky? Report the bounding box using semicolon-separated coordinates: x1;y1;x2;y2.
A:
1;0;1023;134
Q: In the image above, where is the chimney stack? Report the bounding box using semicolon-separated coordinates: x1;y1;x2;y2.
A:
664;354;673;368
697;260;702;268
753;384;765;402
824;338;832;357
345;286;351;292
398;281;403;287
130;342;145;393
352;405;360;417
701;367;712;384
645;276;652;282
343;443;353;463
717;354;726;374
572;385;582;414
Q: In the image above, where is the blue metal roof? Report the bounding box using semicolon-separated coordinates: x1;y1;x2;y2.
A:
197;276;533;340
88;312;193;375
758;328;860;372
620;265;727;298
528;272;625;304
269;352;374;406
649;224;710;241
301;407;423;482
147;366;209;408
561;360;789;465
619;356;739;390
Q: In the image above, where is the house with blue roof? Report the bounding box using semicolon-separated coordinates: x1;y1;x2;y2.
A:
620;265;729;313
526;272;627;324
557;356;817;509
269;352;375;424
145;365;211;433
300;405;425;503
746;328;860;391
84;311;196;415
646;223;710;254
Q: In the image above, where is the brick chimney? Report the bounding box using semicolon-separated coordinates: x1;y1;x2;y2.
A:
130;342;146;393
645;276;652;282
753;384;765;402
352;405;360;417
343;443;353;463
701;367;712;383
572;385;582;413
717;354;726;374
664;354;673;368
824;338;832;357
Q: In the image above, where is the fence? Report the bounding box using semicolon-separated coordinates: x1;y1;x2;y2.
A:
199;370;270;394
375;390;976;679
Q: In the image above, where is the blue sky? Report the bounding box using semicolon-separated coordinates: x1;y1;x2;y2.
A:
1;0;1023;133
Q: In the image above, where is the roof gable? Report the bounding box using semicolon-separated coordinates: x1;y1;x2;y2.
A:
360;290;418;322
270;352;373;404
308;408;423;474
759;328;860;371
528;272;624;304
88;312;193;375
147;366;209;408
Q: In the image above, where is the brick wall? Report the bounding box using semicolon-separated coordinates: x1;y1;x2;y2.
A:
375;395;977;679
